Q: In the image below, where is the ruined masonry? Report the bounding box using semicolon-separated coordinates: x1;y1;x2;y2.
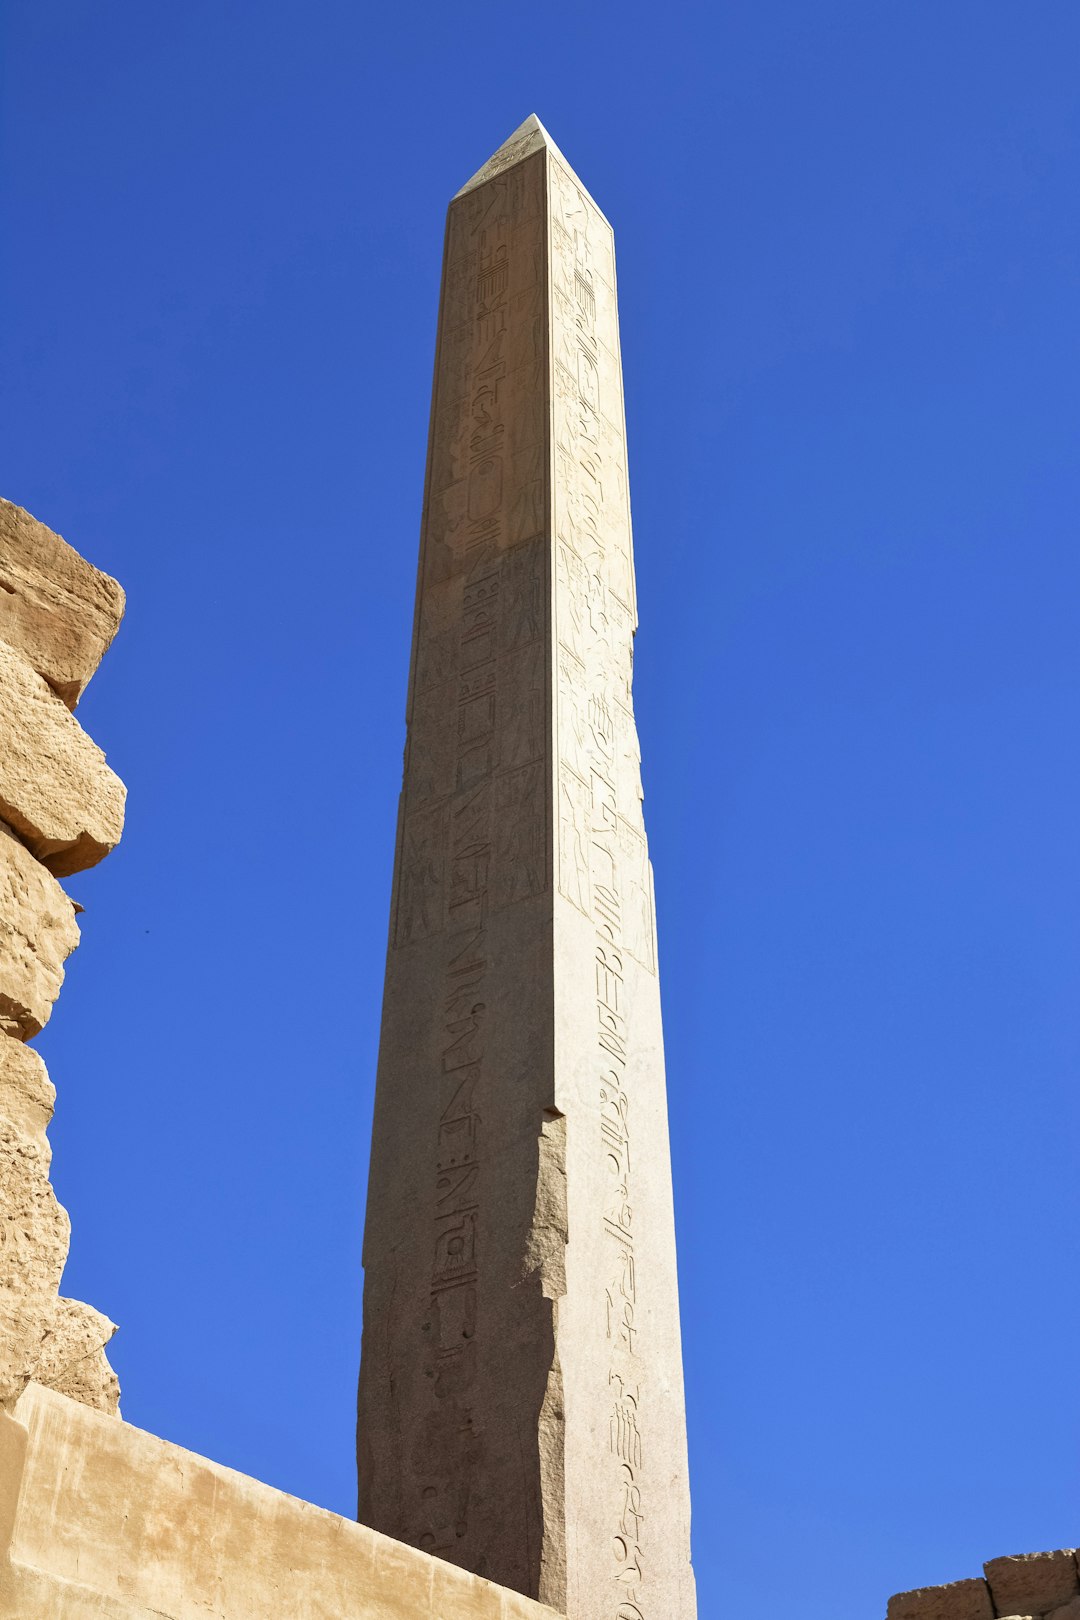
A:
889;1548;1080;1620
0;495;125;1423
356;117;696;1618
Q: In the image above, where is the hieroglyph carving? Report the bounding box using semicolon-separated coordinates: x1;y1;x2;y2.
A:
384;150;550;1568
550;153;657;1619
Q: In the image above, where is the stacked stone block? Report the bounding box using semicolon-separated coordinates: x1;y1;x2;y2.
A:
0;497;125;1417
890;1549;1080;1620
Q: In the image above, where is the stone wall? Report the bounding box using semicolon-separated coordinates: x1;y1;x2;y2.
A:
0;496;126;1418
0;1382;559;1619
889;1550;1080;1620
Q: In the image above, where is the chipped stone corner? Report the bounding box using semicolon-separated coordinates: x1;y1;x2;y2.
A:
522;1108;568;1303
524;1107;568;1613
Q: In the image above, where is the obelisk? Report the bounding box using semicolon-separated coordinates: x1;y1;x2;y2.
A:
357;116;696;1620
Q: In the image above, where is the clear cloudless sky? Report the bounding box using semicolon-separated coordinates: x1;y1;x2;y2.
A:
3;4;1079;1615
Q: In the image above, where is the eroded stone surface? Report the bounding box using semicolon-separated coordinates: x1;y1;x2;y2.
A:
0;498;125;709
887;1578;996;1620
0;501;123;1434
357;118;695;1619
0;1038;70;1410
985;1554;1080;1618
0;821;80;1040
32;1297;119;1414
0;637;125;876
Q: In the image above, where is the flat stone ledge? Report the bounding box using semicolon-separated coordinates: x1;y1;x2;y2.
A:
1;1382;562;1620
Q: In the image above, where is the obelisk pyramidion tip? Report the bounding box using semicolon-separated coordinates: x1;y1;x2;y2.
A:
454;114;557;198
453;115;611;224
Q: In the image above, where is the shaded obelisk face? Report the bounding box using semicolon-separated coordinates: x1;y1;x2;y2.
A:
358;116;696;1620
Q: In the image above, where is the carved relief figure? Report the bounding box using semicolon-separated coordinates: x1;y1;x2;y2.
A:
397;809;444;943
558;765;591;916
501;642;544;770
500;540;543;649
494;762;545;907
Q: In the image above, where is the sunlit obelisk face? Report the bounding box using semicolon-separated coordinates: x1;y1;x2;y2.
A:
357;115;696;1620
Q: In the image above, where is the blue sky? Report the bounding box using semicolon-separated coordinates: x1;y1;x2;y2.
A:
3;4;1078;1615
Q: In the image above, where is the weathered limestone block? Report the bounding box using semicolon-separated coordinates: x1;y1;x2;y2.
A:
0;821;80;1039
0;637;125;876
0;1038;70;1409
0;497;125;709
1;1383;561;1619
32;1297;119;1414
888;1578;996;1620
985;1553;1080;1618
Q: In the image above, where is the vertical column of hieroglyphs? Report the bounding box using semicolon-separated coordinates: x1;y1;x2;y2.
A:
549;143;697;1620
358;135;559;1598
0;498;126;1420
